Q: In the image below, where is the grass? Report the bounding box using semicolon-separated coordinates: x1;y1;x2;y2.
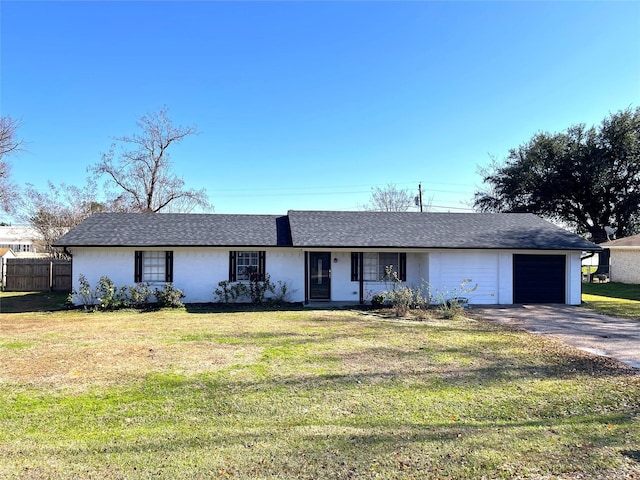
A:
0;293;639;478
0;290;69;313
582;282;640;319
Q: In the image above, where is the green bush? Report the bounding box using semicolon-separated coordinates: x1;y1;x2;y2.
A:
371;293;386;308
249;273;273;304
154;283;186;309
126;283;152;308
69;274;96;310
70;275;182;311
215;275;293;305
95;276;128;310
214;281;249;303
383;285;428;316
380;266;428;316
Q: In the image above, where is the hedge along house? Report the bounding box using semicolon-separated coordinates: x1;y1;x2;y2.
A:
54;210;600;306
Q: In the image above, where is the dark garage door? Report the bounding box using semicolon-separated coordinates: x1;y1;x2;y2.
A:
513;254;566;304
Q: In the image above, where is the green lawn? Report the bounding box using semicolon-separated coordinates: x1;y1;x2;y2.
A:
0;295;639;478
582;282;640;319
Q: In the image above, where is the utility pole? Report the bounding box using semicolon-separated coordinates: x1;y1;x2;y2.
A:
417;183;423;212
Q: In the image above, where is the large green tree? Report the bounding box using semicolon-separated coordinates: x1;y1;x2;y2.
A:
474;107;640;243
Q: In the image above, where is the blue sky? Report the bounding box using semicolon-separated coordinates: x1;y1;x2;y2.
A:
1;1;639;219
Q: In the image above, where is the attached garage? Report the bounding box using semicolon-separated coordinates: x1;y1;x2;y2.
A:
513;254;566;303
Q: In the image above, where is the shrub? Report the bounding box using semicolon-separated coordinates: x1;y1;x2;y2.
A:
371;293;386;308
249;273;274;304
384;285;428;317
70;274;96;310
70;275;184;311
215;274;294;305
126;283;152;308
95;276;127;310
379;266;428;316
432;279;477;319
214;281;233;303
268;279;294;305
214;281;249;303
154;283;186;309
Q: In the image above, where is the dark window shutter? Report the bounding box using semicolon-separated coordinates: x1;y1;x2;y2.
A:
258;251;266;281
229;251;237;282
399;253;407;281
351;253;359;281
165;251;173;282
134;251;143;283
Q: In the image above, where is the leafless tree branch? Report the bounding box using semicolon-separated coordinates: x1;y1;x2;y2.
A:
90;107;211;213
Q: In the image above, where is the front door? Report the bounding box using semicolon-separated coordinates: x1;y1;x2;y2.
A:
309;252;331;300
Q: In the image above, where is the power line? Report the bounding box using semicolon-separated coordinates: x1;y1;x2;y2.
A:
210;180;474;194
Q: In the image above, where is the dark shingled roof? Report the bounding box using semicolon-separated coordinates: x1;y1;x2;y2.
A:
54;213;292;247
54;211;600;251
286;210;600;250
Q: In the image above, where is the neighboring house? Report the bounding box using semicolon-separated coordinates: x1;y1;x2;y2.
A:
54;211;600;306
0;226;41;256
0;247;16;286
599;234;640;284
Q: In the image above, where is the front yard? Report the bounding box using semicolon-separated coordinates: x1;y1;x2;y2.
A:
0;294;639;478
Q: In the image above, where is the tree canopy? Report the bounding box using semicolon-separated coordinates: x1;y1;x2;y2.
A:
474;107;640;243
91;107;211;213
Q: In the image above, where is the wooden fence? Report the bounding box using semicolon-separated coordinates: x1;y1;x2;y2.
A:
4;258;72;292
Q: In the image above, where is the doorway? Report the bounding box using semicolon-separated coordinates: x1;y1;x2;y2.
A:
309;252;331;300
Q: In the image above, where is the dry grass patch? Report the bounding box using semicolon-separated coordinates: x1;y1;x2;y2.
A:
0;309;266;391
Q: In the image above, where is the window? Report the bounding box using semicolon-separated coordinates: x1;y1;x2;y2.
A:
237;251;259;280
351;252;406;282
0;243;31;253
134;251;173;283
229;251;266;281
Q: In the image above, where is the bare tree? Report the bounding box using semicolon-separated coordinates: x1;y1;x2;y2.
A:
0;116;24;214
0;116;24;158
91;107;211;213
361;183;414;212
21;180;104;257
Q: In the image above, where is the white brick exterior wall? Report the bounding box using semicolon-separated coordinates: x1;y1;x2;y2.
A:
67;247;584;305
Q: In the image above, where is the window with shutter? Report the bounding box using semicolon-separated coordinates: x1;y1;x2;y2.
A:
134;251;173;283
350;252;406;281
230;251;266;281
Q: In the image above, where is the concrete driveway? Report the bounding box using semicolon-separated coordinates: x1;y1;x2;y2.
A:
469;304;640;369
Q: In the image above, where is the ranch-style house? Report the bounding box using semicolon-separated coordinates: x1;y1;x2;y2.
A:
55;210;600;306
